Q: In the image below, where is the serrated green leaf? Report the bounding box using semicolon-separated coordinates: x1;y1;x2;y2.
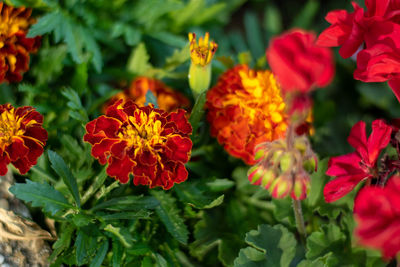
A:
9;180;72;215
89;240;109;267
306;224;346;261
174;181;224;209
92;195;159;211
48;150;81;208
61;87;88;122
127;42;152;75
98;210;152;220
80;27;103;72
151;190;189;244
32;44;67;85
234;224;297;267
27;11;60;37
75;229;97;265
49;224;74;262
71;213;93;227
307;158;329;207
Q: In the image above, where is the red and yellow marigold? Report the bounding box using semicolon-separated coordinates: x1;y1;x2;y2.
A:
0;104;47;175
206;64;288;164
103;77;190;114
0;3;41;83
84;100;192;189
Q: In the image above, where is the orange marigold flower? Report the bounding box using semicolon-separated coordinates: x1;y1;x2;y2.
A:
84;100;192;189
0;104;48;175
103;77;190;114
188;32;218;67
206;64;288;164
0;3;41;83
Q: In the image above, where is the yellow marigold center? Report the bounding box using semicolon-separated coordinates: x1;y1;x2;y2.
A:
0;108;24;150
222;68;287;136
0;7;30;43
189;32;218;67
118;109;167;157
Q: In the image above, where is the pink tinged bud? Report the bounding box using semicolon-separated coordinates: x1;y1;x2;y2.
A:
270;176;291;198
303;157;317;173
261;169;275;188
254;147;266;162
248;165;264;185
291;176;308;200
279;153;293;172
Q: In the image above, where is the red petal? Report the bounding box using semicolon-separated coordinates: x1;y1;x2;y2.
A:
347;121;368;161
324;173;368;202
367;119;392;166
106;156;135;183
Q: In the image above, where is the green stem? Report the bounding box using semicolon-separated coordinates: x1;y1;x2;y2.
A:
95;180;119;201
189;91;207;137
81;167;107;205
292;198;306;241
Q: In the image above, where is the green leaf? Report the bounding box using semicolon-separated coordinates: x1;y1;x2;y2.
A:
306;158;329;207
48;150;81;208
61;87;89;122
75;229;97;265
80;27;103;72
306;224;346;261
92;195;159;211
112;240;123;267
49;224;74;262
9;180;72;215
263;4;282;37
27;11;61;37
291;0;320;29
206;178;235;192
32;44;67;85
104;224;134;248
244;11;264;60
127;42;152;75
98;210;152;220
89;240;109;267
151;190;189;245
174;181;224;209
71;213;93;227
234;224;297;267
145;90;159;108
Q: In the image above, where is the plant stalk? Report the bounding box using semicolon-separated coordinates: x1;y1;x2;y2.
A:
292;198;307;240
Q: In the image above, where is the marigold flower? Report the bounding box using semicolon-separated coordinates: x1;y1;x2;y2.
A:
267;29;334;93
103;77;190;114
84;100;192;189
206;64;288;164
0;104;47;175
188;32;218;95
188;32;217;67
354;176;400;259
324;119;392;202
0;3;41;83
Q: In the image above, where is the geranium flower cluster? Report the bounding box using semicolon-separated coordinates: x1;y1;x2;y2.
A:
324;118;400;258
317;0;400;101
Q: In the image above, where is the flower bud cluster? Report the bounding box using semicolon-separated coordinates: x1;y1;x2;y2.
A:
247;135;316;200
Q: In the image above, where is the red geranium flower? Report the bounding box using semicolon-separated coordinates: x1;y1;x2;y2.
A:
267;29;334;93
0;104;47;175
353;21;400;102
324;119;392;202
354;176;400;259
84;100;192;189
0;3;41;83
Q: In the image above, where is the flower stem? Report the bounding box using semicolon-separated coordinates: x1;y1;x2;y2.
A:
189;91;207;137
292;198;307;241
